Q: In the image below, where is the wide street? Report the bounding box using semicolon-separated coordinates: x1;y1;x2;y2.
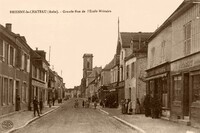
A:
13;99;137;133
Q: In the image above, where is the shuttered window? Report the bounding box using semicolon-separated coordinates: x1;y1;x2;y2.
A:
16;47;22;68
184;22;191;55
0;39;3;61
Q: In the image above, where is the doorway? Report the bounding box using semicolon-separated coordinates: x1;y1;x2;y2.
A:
183;73;189;117
15;81;20;111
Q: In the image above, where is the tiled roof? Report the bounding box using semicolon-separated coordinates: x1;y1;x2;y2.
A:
103;57;115;70
120;32;153;48
88;67;102;78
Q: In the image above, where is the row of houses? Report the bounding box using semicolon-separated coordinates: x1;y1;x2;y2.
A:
0;23;65;116
80;0;200;128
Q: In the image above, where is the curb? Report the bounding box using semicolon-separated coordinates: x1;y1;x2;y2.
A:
98;108;146;133
6;106;61;133
113;116;146;133
99;108;109;115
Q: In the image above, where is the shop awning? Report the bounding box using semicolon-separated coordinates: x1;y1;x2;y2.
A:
145;73;167;81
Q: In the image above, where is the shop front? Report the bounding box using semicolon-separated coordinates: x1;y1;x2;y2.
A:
146;62;170;118
116;81;125;107
171;52;200;127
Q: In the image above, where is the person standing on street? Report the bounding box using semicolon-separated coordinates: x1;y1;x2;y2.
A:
144;94;151;117
94;100;97;109
33;96;40;117
39;98;43;114
82;100;85;108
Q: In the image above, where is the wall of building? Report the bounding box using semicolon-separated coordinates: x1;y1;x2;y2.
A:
101;70;111;86
136;56;147;105
125;57;137;110
0;32;30;115
171;4;200;61
147;25;172;69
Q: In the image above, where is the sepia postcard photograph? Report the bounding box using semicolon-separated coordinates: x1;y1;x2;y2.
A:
0;0;200;133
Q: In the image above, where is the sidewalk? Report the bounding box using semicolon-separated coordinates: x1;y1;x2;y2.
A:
0;102;63;133
99;107;200;133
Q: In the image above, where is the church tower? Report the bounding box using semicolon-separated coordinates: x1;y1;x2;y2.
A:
83;54;93;78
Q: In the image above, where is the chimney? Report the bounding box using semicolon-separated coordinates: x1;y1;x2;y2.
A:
6;23;12;32
36;47;38;51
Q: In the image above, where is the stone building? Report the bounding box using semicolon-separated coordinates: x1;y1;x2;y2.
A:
30;48;49;109
146;0;200;127
81;54;93;97
0;23;31;115
124;32;152;113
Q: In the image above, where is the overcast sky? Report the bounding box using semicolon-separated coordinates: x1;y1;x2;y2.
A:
0;0;183;88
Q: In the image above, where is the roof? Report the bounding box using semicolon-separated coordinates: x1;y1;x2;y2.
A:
148;0;196;41
88;67;102;78
120;32;153;48
103;57;115;70
83;53;93;58
0;24;32;50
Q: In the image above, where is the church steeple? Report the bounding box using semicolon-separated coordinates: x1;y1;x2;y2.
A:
83;54;93;78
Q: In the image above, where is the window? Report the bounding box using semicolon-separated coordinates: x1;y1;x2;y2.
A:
21;52;25;70
184;22;191;55
121;67;123;81
34;66;37;78
27;55;30;72
5;42;9;64
0;76;3;105
131;62;135;78
126;65;129;79
9;46;14;66
87;61;90;69
9;79;13;104
22;82;26;102
173;75;182;101
150;47;155;67
192;74;200;102
15;47;22;68
4;78;8;105
24;54;27;71
0;39;4;61
161;41;165;62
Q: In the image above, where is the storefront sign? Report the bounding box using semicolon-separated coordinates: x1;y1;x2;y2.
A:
171;53;200;72
32;80;47;88
147;63;169;77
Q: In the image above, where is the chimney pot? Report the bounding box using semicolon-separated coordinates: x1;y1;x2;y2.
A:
6;23;12;32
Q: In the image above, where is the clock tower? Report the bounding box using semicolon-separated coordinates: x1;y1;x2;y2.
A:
83;54;93;78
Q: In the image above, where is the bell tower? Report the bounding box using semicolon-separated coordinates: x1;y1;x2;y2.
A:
83;54;93;78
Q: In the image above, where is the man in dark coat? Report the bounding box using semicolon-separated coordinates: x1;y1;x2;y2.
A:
33;96;40;117
143;94;151;117
154;94;161;118
39;98;43;114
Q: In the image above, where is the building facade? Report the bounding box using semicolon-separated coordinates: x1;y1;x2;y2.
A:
81;54;93;97
170;1;200;127
146;0;200;127
146;23;172;118
124;32;152;113
30;49;49;109
0;23;31;115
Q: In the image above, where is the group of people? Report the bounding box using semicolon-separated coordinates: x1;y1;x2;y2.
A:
33;96;43;117
82;99;98;109
121;99;133;114
143;94;161;119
